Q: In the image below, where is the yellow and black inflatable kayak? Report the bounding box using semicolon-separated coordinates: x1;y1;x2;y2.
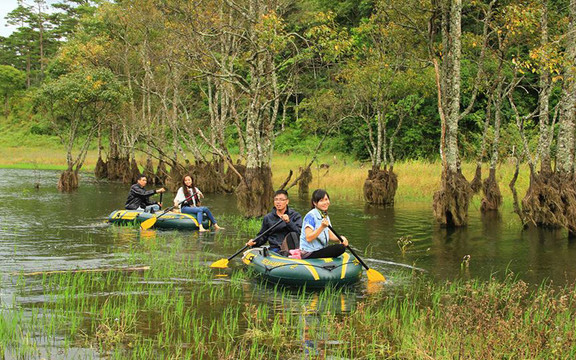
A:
107;209;211;230
242;247;362;287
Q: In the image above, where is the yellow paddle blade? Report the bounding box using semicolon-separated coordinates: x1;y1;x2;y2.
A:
210;258;229;268
366;268;386;282
140;217;157;230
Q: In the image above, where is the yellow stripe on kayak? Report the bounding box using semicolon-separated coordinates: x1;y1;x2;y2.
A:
270;254;320;281
176;213;200;226
115;210;139;220
340;252;350;279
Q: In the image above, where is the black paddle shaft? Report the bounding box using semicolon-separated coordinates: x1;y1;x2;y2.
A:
327;224;371;271
228;219;285;261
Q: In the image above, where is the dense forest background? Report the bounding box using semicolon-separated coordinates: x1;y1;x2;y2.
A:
1;0;576;233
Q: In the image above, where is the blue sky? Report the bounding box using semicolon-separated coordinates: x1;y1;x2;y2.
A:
0;0;20;37
0;0;60;37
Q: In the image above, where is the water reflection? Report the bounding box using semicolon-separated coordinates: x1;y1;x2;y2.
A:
242;280;359;357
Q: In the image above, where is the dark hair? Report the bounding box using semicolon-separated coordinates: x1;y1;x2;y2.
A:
137;174;147;181
274;189;289;198
182;175;196;192
310;189;329;209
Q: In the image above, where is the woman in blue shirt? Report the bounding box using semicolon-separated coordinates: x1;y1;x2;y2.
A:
299;189;348;259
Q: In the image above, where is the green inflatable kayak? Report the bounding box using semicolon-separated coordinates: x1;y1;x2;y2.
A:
107;209;211;230
242;247;363;287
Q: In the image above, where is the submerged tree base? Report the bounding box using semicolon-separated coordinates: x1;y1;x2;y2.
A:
481;168;502;212
94;156;107;179
298;166;312;195
433;168;472;226
223;162;246;193
236;166;274;217
363;167;398;206
193;160;225;193
523;172;576;233
470;163;482;194
57;169;79;192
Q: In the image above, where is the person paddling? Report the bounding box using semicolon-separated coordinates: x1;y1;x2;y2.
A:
125;174;166;213
173;175;223;232
246;190;302;256
299;189;348;259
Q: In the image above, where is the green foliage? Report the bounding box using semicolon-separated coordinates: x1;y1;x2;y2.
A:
0;65;25;97
0;0;573;170
35;67;126;117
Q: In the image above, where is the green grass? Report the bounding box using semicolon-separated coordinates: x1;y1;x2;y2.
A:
0;114;532;205
2;229;576;358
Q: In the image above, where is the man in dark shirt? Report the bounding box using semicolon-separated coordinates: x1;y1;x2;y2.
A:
246;190;302;255
125;175;166;213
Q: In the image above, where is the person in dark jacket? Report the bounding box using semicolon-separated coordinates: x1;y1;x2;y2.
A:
125;175;166;213
246;190;302;255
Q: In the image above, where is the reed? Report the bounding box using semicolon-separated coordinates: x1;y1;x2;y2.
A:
2;228;575;358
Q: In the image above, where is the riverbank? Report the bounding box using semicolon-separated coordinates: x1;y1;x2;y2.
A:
1;146;531;203
1;146;530;203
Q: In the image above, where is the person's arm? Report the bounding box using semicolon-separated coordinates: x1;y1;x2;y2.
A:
305;217;327;242
132;186;156;198
174;188;184;207
246;217;269;247
287;211;302;233
195;187;204;199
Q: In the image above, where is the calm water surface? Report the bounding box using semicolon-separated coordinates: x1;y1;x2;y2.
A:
1;168;575;356
1;168;573;285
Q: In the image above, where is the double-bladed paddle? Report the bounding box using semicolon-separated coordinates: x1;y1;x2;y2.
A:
210;218;284;268
325;221;386;283
140;190;197;230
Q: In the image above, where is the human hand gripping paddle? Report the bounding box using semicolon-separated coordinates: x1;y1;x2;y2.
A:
324;214;386;282
140;191;196;230
210;219;284;268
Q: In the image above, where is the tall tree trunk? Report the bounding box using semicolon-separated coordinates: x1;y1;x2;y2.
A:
481;78;503;212
433;0;471;226
522;0;576;236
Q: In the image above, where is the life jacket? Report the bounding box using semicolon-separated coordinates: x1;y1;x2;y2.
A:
185;187;200;206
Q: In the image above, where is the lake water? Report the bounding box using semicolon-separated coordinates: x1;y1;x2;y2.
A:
2;167;575;357
1;168;574;288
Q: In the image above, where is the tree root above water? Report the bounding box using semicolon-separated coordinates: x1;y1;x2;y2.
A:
433;169;472;227
363;167;398;206
522;172;576;235
481;168;502;212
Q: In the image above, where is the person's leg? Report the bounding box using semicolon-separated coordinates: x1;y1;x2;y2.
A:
144;204;160;213
280;232;300;256
199;206;224;230
305;244;346;259
286;232;299;249
181;206;207;231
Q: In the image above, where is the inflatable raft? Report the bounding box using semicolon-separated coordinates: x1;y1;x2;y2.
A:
242;247;362;287
107;209;211;230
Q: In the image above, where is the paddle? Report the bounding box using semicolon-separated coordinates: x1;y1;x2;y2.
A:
140;190;197;230
210;218;284;268
326;223;386;282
